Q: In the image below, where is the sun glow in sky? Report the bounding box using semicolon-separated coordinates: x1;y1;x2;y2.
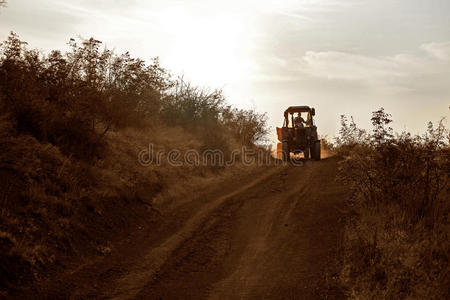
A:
1;0;449;142
157;6;252;87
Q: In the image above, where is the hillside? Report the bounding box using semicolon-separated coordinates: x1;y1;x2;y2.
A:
0;33;270;297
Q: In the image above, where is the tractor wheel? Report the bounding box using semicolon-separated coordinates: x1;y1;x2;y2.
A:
281;141;289;161
304;147;310;159
313;140;321;161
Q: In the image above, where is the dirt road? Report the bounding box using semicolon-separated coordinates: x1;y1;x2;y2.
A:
30;157;348;299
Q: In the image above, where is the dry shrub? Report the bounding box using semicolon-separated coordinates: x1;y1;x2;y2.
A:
0;32;268;159
336;108;450;298
0;116;93;290
160;79;269;151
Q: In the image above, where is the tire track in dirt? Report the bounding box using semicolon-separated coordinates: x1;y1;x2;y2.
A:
36;158;347;299
133;157;347;299
106;166;285;300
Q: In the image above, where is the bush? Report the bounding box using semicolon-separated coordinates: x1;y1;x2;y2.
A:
161;80;224;127
336;108;450;298
221;105;269;146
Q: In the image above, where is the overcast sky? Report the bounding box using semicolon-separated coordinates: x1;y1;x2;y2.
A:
1;0;449;141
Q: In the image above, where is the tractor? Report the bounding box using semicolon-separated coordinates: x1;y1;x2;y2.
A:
276;106;321;161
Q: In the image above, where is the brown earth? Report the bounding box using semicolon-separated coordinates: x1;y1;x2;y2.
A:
20;157;348;299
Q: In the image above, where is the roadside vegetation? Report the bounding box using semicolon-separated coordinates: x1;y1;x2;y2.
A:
335;108;449;298
0;32;269;294
0;32;268;160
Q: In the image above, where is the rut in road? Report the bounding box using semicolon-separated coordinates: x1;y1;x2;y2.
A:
106;157;348;300
106;166;282;300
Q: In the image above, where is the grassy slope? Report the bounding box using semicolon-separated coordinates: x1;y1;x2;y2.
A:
0;117;251;296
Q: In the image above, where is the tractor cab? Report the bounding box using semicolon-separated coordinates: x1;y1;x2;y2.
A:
283;106;315;128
